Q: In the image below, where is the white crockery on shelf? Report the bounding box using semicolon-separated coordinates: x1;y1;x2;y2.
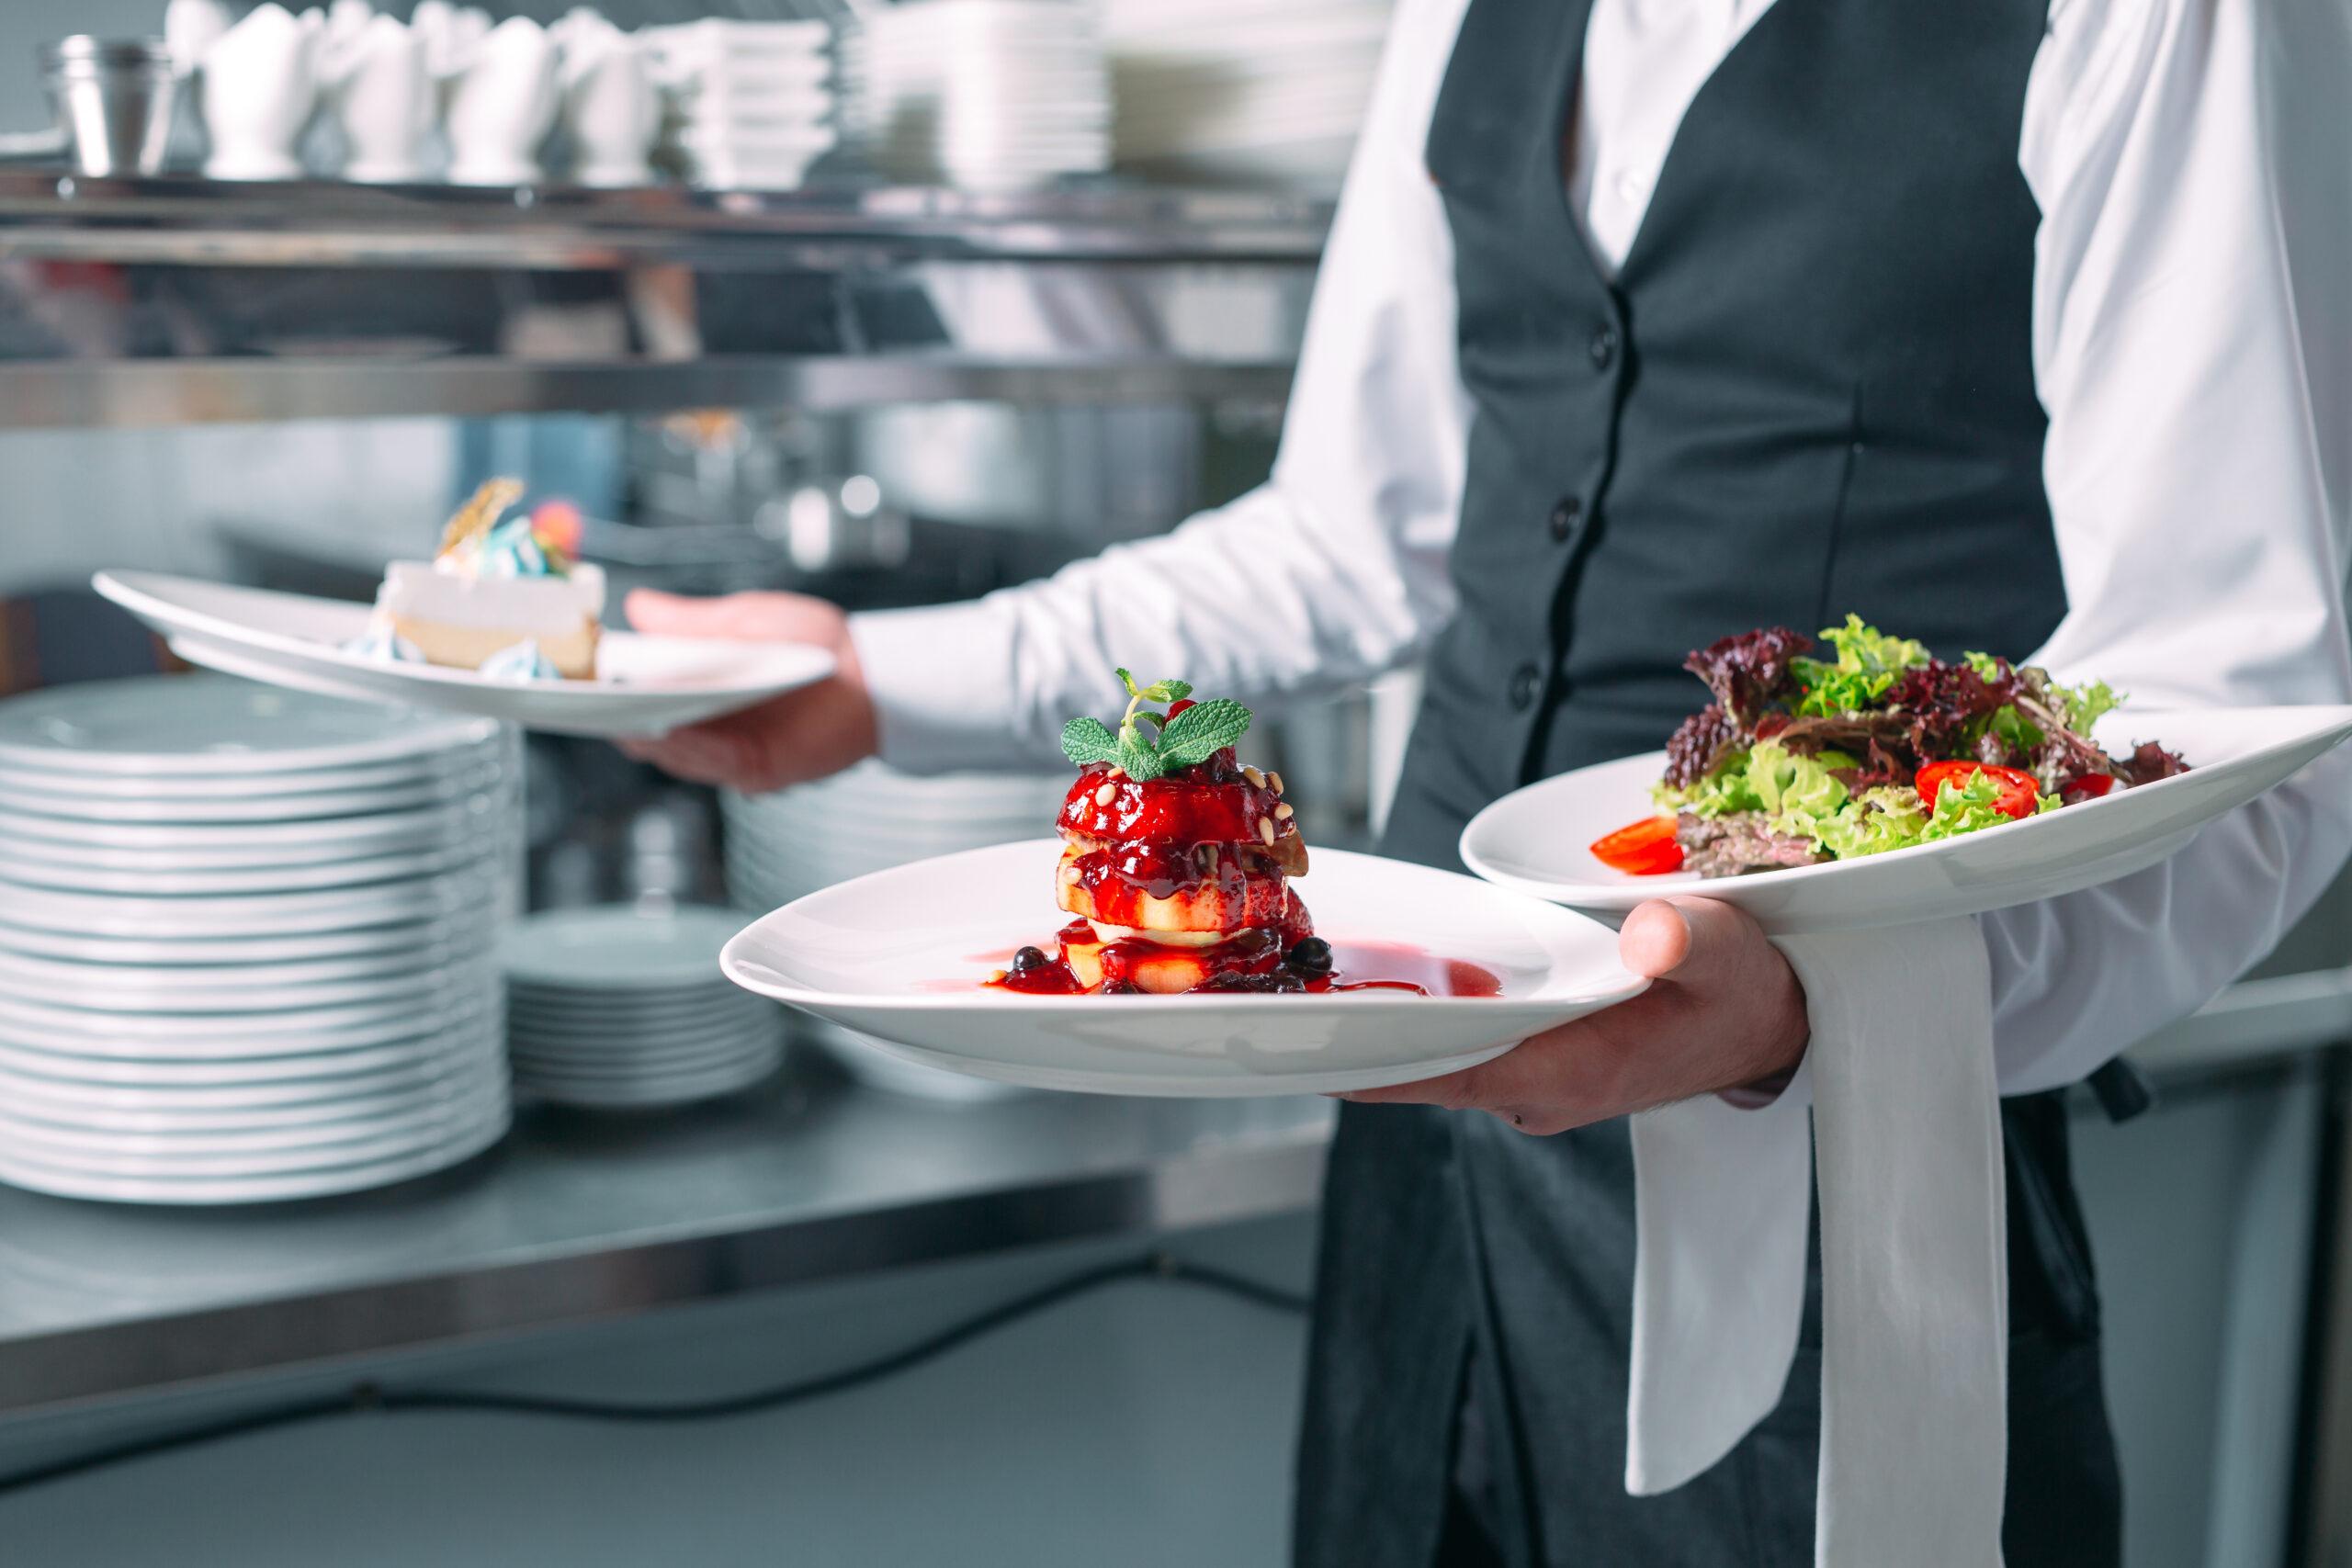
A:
320;11;430;182
199;2;321;180
439;15;560;186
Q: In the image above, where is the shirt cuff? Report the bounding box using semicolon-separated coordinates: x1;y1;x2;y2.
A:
847;599;1033;774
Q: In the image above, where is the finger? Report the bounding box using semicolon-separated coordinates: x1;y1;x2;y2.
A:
625;589;797;641
1619;899;1693;977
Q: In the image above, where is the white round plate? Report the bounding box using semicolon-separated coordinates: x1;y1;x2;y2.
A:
0;1014;497;1085
96;571;835;739
0;1102;509;1203
0;840;500;897
721;840;1645;1097
0;745;500;801
0;912;498;966
0;953;496;1015
0;1080;503;1157
508;1008;769;1043
500;904;745;991
1458;705;2352;935
0;1057;505;1138
0;931;493;992
0;864;505;939
518;1057;775;1108
0;990;495;1057
0;1040;499;1115
0;672;502;775
0;769;509;825
0;798;505;857
511;1021;781;1059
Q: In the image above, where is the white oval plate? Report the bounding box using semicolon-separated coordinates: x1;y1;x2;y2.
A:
96;570;835;739
1458;705;2352;936
499;905;749;991
0;671;502;775
721;840;1646;1098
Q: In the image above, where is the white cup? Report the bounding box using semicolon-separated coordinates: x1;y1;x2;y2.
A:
440;16;559;186
321;13;426;182
555;14;657;187
200;2;319;180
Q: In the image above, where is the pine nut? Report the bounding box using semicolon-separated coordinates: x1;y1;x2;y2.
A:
1094;782;1116;807
1258;817;1276;846
1274;802;1295;820
1242;765;1265;788
1268;772;1284;795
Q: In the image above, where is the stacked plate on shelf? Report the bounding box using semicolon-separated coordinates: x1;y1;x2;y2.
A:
1102;0;1392;188
723;761;1066;1100
846;0;1109;191
503;905;785;1109
645;18;837;191
0;676;520;1205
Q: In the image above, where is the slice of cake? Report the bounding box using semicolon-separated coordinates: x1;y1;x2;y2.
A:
367;479;605;681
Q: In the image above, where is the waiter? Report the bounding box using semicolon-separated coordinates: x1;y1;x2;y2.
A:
624;0;2352;1562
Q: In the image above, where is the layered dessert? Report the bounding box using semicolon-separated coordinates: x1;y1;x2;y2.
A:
991;672;1355;995
361;479;605;681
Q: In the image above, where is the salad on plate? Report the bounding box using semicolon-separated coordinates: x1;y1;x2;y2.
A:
1592;616;2188;878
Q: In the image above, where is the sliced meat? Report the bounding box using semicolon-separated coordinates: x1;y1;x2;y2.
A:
1675;812;1828;878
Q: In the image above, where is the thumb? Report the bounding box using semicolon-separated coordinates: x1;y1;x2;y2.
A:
1618;895;1763;983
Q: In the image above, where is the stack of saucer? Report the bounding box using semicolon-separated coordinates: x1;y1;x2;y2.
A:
846;0;1109;191
0;675;519;1205
645;18;837;191
724;761;1064;1100
503;905;784;1109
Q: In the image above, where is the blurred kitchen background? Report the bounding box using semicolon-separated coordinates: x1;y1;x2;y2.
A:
0;3;2345;1566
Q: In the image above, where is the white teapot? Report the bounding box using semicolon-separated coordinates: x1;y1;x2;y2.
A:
198;2;320;180
440;16;560;186
320;13;427;182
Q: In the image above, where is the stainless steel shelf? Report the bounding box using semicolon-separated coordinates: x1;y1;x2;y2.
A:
0;1077;1332;1419
0;176;1330;426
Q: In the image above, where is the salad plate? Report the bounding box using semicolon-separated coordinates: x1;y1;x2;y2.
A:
1463;705;2352;934
723;839;1646;1097
93;570;834;739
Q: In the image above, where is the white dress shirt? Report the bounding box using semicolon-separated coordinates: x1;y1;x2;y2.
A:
848;0;2352;1549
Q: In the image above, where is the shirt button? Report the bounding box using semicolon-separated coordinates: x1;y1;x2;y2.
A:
1509;664;1543;711
1589;325;1619;371
1549;497;1582;542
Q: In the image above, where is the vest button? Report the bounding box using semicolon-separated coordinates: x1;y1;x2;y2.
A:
1549;497;1581;542
1509;664;1543;711
1589;325;1618;370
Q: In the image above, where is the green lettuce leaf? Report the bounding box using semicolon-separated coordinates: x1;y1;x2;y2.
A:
1789;615;1930;717
1652;748;1764;818
1814;785;1928;859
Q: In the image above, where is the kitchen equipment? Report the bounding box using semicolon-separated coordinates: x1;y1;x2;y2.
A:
720;840;1647;1097
0;675;519;1205
503;904;785;1109
198;3;320;181
39;38;178;178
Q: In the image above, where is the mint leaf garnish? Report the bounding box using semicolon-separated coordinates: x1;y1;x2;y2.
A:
1156;699;1251;770
1060;716;1122;768
1065;670;1251;783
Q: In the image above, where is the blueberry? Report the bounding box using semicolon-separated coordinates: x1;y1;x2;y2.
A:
1101;978;1143;995
1192;970;1306;994
1284;937;1334;976
1009;945;1050;976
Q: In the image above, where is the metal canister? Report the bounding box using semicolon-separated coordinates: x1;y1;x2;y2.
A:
39;37;178;177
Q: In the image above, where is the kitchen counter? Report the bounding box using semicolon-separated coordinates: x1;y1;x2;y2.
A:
1;965;2345;1423
0;1072;1331;1418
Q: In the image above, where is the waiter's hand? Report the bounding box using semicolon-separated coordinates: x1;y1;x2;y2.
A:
615;590;877;793
1341;897;1807;1134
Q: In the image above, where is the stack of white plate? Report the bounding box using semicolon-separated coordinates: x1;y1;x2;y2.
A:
644;18;837;191
0;676;519;1205
724;761;1067;1100
1102;0;1392;189
846;0;1110;191
503;906;784;1109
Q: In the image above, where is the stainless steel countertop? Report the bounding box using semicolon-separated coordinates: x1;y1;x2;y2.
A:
0;1076;1332;1418
1;966;2342;1422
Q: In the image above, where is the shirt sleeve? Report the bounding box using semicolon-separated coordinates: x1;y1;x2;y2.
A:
1977;0;2352;1093
848;0;1475;773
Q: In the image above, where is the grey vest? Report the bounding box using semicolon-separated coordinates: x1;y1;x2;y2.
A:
1297;2;2121;1564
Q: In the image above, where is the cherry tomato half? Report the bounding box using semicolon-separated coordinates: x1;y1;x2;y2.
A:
1916;761;2040;819
2060;772;2118;805
1590;815;1685;874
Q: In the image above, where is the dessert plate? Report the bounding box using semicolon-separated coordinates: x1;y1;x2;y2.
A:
1459;705;2352;936
722;840;1648;1097
94;571;836;739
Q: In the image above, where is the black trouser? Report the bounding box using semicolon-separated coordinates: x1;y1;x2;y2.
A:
1295;1093;2122;1568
